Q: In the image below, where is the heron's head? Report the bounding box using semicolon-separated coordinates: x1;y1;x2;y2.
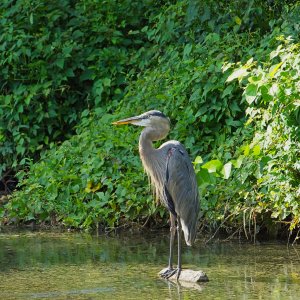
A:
113;110;170;133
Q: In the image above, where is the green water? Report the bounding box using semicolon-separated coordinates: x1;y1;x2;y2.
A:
0;230;300;299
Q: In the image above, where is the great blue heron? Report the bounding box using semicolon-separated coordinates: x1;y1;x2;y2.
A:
113;110;200;279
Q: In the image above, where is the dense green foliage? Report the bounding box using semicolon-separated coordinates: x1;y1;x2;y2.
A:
4;111;158;228
1;0;299;238
196;38;300;236
0;0;156;177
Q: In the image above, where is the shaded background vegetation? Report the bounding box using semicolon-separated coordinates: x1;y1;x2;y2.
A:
0;0;299;240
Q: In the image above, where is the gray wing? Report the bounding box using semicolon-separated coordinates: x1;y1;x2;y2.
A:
164;143;200;246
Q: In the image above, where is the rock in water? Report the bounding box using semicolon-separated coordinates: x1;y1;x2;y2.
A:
159;268;209;282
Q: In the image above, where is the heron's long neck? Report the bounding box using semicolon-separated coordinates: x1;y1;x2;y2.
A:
138;126;168;193
138;127;166;158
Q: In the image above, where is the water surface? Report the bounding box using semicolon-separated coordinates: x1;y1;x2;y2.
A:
0;230;300;299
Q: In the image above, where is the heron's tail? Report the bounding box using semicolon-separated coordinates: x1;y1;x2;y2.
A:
181;216;198;246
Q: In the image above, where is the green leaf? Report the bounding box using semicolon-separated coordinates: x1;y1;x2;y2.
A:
268;62;283;78
80;69;95;81
222;85;234;98
93;80;103;105
196;168;216;186
202;160;223;173
16;145;25;155
226;67;249;82
29;13;33;25
225;118;242;127
260;156;272;170
221;162;232;179
242;145;250;156
234;16;242;25
293;100;300;107
55;58;64;69
102;78;111;87
270;45;283;59
260;85;273;102
244;84;257;104
18;105;24;113
66;68;75;77
194;156;203;165
183;44;192;58
252;145;261;156
231;155;244;168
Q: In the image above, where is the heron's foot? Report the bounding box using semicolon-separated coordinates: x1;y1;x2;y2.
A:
160;268;177;279
160;267;181;280
176;267;181;280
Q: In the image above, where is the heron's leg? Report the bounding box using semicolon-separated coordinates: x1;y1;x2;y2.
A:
168;213;176;270
161;213;177;279
176;216;182;280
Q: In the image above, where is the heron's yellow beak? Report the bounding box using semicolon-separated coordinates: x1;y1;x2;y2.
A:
112;120;129;125
112;116;142;125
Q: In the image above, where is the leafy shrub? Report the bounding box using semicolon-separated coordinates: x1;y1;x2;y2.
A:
4;111;161;228
194;35;300;236
0;0;158;177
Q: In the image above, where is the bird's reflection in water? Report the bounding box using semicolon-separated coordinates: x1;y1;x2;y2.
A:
162;278;205;300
